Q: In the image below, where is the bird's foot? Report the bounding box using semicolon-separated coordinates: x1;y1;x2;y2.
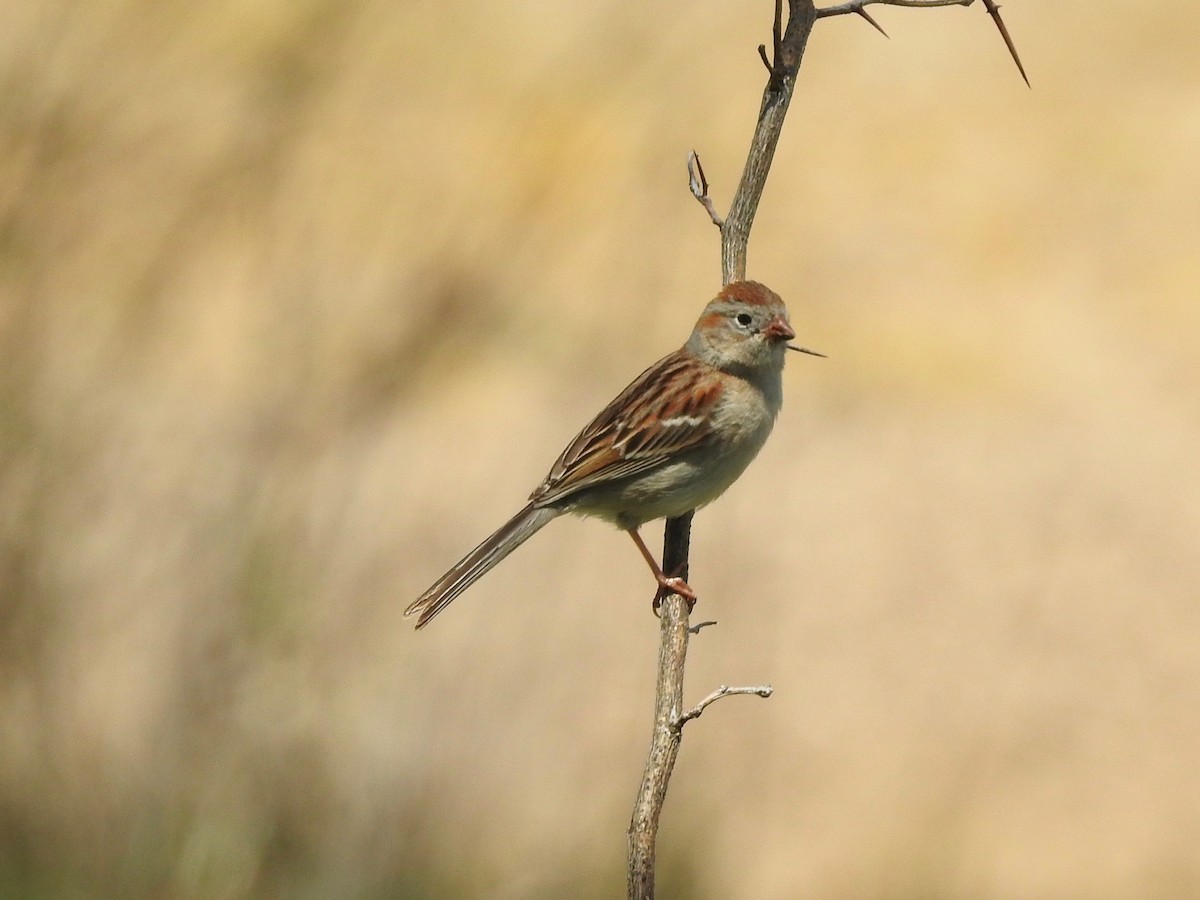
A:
652;576;698;616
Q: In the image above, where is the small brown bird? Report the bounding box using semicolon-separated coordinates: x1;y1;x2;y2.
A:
405;281;821;629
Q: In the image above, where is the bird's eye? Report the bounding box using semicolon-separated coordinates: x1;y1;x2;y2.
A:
735;313;753;328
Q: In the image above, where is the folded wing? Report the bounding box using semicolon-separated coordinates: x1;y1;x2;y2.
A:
531;349;723;507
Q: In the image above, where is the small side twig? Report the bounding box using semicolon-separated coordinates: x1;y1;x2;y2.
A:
687;151;724;229
673;685;775;732
757;43;773;75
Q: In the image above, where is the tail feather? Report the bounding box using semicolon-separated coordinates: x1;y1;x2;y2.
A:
405;503;559;629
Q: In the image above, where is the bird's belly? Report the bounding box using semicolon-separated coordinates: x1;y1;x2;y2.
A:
568;428;771;529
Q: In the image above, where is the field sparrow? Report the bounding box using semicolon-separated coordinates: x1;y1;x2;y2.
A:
405;281;821;629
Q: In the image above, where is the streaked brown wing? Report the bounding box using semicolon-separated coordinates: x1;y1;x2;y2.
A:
531;349;723;507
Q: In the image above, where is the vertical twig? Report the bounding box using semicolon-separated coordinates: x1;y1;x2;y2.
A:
629;3;818;898
626;586;691;898
722;0;817;284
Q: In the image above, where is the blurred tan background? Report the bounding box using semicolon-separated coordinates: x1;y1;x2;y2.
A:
2;1;1199;898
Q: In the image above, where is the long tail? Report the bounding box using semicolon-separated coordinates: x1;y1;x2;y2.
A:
405;503;559;629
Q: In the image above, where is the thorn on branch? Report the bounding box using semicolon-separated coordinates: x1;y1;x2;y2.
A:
980;0;1030;87
687;150;724;229
856;8;889;38
814;0;1029;87
673;684;774;732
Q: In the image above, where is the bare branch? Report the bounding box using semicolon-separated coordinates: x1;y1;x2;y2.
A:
817;0;969;12
688;619;718;635
632;0;1025;895
721;0;817;284
631;9;814;891
673;685;775;731
627;592;692;900
816;0;1029;86
687;151;724;229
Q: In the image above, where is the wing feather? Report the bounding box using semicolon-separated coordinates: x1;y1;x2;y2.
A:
531;349;722;507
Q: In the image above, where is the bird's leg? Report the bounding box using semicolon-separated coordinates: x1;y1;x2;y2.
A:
626;527;697;612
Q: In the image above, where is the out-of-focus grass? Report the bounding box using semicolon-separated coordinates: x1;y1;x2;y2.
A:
2;1;1198;897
